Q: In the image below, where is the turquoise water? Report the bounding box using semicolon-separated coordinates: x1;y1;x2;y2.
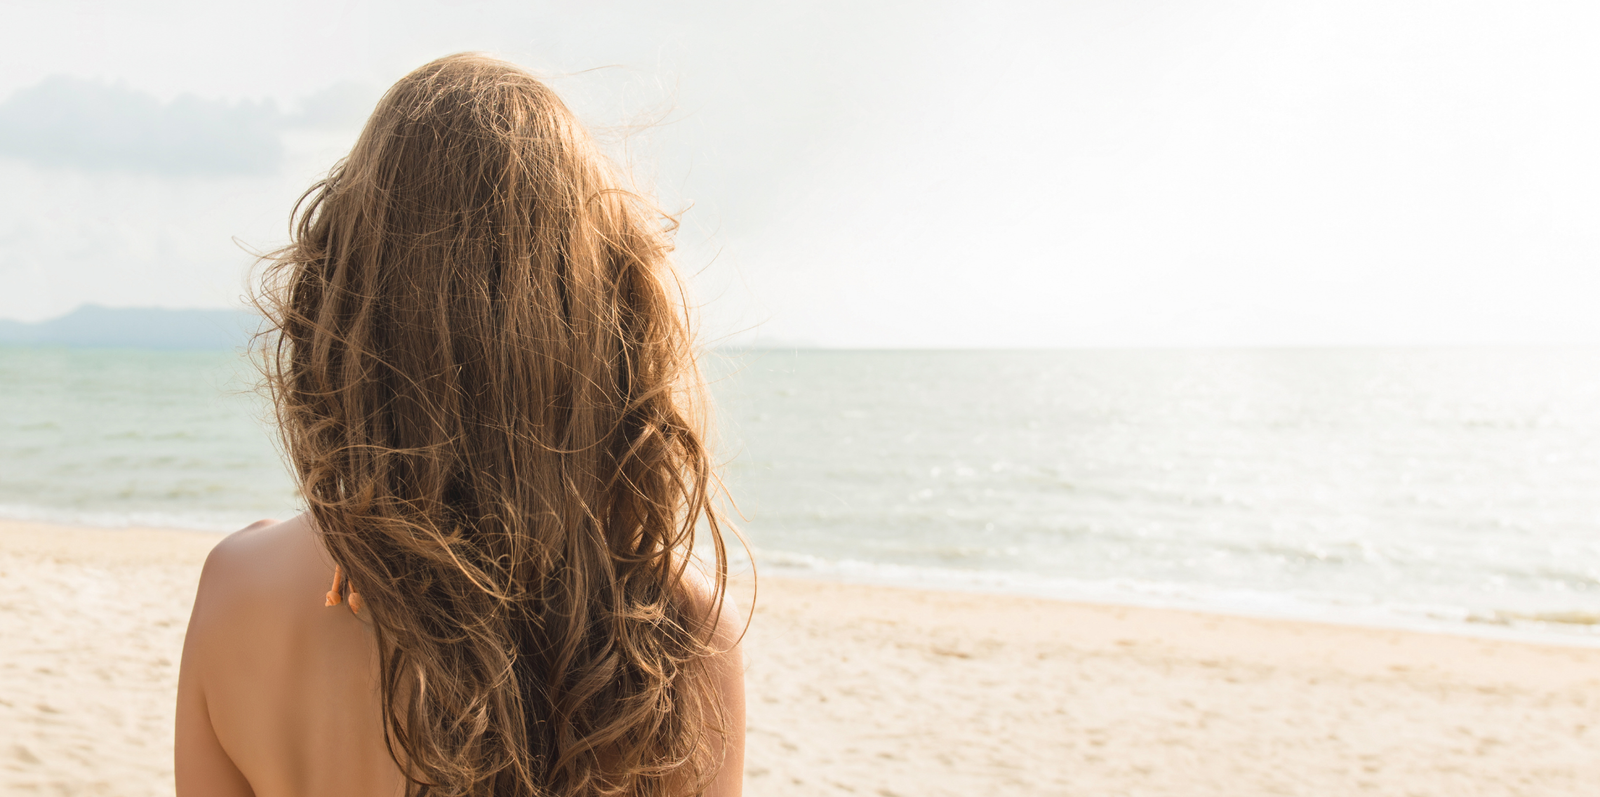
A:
711;348;1600;641
5;344;1600;642
0;346;296;529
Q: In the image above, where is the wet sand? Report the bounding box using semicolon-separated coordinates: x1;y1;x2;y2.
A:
3;520;1597;796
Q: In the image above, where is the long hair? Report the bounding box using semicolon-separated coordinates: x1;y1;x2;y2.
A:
257;53;732;796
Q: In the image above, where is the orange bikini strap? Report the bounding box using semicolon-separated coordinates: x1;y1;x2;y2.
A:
324;564;364;615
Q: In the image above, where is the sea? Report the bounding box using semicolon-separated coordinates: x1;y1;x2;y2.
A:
3;344;1600;645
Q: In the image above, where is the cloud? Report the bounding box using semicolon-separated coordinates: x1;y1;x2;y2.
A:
0;76;284;175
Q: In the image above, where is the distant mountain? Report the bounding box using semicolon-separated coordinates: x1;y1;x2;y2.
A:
0;305;259;350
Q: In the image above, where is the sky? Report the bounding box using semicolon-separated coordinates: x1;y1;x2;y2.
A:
1;0;1599;347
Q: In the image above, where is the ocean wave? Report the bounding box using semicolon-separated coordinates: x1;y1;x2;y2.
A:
748;546;1600;647
0;503;294;533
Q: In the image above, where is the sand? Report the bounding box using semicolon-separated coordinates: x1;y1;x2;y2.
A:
2;520;1597;796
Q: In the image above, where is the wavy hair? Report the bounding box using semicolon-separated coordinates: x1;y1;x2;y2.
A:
257;53;733;796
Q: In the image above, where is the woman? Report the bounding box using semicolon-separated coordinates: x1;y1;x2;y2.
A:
176;54;745;797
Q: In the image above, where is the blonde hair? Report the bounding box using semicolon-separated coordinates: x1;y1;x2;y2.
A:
259;53;731;796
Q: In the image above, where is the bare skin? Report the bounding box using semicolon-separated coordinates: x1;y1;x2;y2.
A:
175;514;745;797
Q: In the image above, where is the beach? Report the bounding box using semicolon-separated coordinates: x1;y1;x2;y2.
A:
3;520;1597;796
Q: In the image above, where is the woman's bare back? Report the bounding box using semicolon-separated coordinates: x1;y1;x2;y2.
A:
175;516;745;796
176;516;406;797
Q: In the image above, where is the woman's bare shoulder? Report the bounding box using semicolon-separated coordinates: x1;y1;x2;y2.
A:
675;559;748;797
180;516;399;796
190;514;333;639
678;560;748;650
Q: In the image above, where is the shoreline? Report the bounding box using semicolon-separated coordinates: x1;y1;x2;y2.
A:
4;518;1599;795
756;562;1600;650
7;515;1598;650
